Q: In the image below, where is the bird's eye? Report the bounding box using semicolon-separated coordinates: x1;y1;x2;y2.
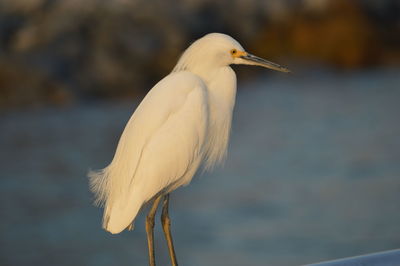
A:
230;49;237;55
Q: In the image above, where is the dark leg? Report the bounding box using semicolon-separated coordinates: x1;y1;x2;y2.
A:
146;195;162;266
161;194;178;266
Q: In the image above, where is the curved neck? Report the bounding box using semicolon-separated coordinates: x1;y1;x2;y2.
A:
207;67;237;111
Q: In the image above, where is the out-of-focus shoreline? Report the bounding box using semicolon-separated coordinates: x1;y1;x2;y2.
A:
0;0;399;109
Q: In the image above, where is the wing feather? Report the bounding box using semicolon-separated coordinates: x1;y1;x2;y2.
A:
89;71;208;233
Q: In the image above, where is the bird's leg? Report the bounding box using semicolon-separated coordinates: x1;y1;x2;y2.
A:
161;194;178;266
146;195;162;266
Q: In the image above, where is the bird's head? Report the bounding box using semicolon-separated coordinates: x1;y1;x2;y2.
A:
173;33;290;74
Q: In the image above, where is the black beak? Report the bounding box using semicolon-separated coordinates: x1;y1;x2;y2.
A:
241;53;290;73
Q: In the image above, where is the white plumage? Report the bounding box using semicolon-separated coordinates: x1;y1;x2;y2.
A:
89;33;289;235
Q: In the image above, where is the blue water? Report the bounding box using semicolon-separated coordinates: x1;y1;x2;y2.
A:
1;68;399;266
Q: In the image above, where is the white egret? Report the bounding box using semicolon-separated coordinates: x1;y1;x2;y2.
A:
89;33;289;266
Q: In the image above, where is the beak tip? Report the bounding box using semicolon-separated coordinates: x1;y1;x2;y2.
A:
279;67;291;73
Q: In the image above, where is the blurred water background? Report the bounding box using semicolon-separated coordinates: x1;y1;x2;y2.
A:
0;0;399;265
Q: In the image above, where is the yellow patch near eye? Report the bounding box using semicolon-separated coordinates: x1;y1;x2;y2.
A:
231;50;247;58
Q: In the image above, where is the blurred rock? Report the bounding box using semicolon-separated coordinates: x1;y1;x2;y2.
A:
0;58;73;108
252;0;393;68
0;0;398;109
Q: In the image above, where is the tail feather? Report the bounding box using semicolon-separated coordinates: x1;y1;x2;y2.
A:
88;167;145;234
103;190;144;234
88;168;109;207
